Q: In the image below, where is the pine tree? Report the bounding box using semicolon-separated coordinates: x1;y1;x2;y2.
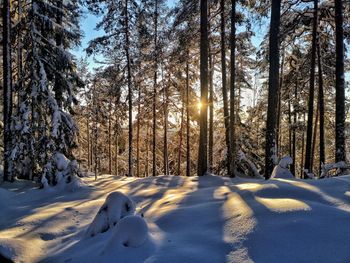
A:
198;0;209;176
334;0;346;164
265;0;281;179
2;0;13;182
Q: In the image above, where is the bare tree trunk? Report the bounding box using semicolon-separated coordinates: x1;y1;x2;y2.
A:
146;123;150;177
17;0;23;113
152;0;159;177
136;84;141;177
108;100;112;174
304;0;318;176
186;54;191;177
87;117;91;172
288;98;292;156
177;105;184;176
3;0;13;181
292;80;298;176
264;0;281;179
198;0;209;176
125;0;133;177
229;0;236;177
335;0;346;163
115;132;119;176
317;36;325;172
276;47;285;158
311;98;319;173
301;112;306;178
208;13;214;172
163;69;169;176
220;0;231;175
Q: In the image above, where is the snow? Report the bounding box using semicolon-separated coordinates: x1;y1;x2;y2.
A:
85;191;136;237
271;156;294;179
0;174;350;262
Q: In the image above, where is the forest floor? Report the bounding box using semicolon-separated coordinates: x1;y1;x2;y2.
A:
0;174;350;262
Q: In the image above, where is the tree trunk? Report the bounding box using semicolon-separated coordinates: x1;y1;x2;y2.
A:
292;79;298;176
87;117;90;172
317;36;325;172
264;0;281;179
146;123;150;177
288;98;292;156
136;84;141;177
115;132;119;176
208;12;214;172
311;98;319;173
125;0;133;177
108;100;112;174
152;0;158;177
178;104;184;176
304;0;318;176
186;54;191;177
163;78;169;176
229;0;236;177
220;0;231;175
197;0;209;176
276;47;285;158
334;0;346;163
301;112;306;178
17;0;23;114
3;0;13;182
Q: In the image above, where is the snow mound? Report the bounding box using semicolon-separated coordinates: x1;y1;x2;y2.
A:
86;191;136;237
271;156;294;179
104;215;148;250
53;153;69;171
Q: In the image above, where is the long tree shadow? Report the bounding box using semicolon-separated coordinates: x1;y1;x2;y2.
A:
225;178;350;263
145;175;233;263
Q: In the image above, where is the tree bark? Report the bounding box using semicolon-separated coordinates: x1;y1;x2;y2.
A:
317;36;326;172
197;0;209;176
304;0;318;176
152;0;159;177
125;0;133;177
264;0;281;179
220;0;231;175
186;54;191;177
163;70;169;176
229;0;236;177
178;104;184;176
334;0;346;163
3;0;13;182
276;47;285;158
136;83;141;177
208;8;214;172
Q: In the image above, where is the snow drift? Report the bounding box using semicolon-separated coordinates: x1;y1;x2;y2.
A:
0;174;349;262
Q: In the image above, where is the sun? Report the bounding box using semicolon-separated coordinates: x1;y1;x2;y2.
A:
197;101;203;110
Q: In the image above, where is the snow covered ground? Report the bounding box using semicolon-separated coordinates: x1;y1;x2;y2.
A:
0;174;350;263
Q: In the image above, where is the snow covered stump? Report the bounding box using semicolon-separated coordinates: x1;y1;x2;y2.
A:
271;156;294;179
86;192;136;237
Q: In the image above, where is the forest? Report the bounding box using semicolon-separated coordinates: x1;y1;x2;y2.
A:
0;0;350;262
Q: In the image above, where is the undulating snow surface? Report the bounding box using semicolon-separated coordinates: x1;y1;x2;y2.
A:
0;174;350;262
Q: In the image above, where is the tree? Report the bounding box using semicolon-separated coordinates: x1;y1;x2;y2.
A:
334;0;346;163
229;0;236;177
265;0;281;179
304;0;318;177
220;0;231;175
2;0;13;181
197;0;209;176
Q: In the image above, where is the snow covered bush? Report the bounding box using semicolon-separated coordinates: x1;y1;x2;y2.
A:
86;192;136;237
271;156;294;179
41;153;83;190
320;161;349;178
104;215;149;249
